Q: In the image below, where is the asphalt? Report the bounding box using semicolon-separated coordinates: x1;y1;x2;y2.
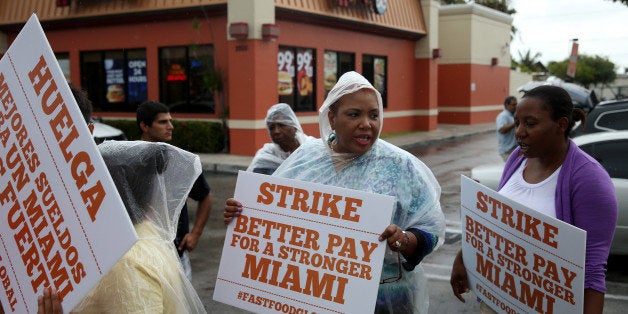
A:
198;122;496;172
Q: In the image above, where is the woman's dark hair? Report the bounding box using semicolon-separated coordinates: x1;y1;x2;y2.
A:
522;85;586;138
100;143;168;224
69;84;93;124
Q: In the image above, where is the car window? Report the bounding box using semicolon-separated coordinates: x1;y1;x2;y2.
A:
580;139;628;179
594;109;628;131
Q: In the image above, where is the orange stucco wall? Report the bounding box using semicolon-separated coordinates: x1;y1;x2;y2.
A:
438;63;508;124
227;39;283;155
415;57;439;131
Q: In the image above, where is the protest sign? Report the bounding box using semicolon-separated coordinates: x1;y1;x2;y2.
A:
460;175;585;314
0;14;137;313
214;171;395;313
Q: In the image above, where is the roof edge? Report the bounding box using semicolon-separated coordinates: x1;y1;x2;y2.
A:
440;3;513;24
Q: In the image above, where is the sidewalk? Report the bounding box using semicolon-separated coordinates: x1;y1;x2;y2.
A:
198;122;496;173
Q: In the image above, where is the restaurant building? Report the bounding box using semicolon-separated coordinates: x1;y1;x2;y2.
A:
0;0;512;155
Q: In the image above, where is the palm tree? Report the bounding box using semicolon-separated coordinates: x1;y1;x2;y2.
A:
516;49;543;73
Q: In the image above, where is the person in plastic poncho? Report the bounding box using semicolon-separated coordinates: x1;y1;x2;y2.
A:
73;141;206;313
246;103;313;174
225;71;445;313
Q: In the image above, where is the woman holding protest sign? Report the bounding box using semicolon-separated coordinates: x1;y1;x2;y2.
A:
225;71;445;313
450;85;617;313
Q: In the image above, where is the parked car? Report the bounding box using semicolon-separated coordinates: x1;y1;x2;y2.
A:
92;120;127;144
470;131;628;255
517;76;599;113
572;98;628;136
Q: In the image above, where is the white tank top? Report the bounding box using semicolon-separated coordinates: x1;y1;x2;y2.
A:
498;159;560;218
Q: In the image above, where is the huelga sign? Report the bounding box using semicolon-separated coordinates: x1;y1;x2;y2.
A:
214;171;395;313
0;14;136;313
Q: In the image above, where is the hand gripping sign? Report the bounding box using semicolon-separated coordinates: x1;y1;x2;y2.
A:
0;15;136;313
460;175;585;314
214;171;395;314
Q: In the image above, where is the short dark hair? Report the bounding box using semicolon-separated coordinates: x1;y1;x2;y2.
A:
503;96;517;107
136;100;169;132
522;85;586;138
69;84;92;124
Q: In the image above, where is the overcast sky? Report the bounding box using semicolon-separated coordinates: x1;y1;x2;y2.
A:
509;0;628;73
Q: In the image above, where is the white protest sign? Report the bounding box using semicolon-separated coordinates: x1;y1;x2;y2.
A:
214;171;395;313
0;14;137;313
460;175;585;314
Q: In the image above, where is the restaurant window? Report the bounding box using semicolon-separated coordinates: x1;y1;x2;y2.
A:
55;52;71;83
159;45;215;114
80;49;147;112
278;46;316;112
362;55;387;107
324;50;355;95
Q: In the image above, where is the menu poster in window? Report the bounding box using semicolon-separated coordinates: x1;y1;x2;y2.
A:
277;48;294;96
0;14;137;313
324;51;337;92
373;58;385;94
104;58;125;103
127;59;147;103
296;49;313;97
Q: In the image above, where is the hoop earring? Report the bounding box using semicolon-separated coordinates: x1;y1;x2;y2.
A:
327;131;337;148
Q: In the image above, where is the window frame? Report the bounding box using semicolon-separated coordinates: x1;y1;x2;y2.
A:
80;48;147;112
362;54;387;108
323;50;355;96
158;44;216;114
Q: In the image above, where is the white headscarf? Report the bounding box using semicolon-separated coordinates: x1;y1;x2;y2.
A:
247;103;313;173
265;103;304;134
318;71;384;144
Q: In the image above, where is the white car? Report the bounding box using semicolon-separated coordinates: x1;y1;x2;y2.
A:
92;121;127;144
470;131;628;255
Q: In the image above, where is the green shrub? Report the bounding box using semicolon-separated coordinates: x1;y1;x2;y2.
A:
101;119;225;153
172;120;225;153
102;119;141;140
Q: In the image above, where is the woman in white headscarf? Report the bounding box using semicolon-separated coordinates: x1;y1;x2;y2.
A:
73;141;206;313
246;103;313;174
226;71;445;313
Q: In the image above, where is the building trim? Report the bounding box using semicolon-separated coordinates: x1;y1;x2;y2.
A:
385;109;439;117
0;6;227;31
440;4;513;24
275;9;424;40
439;105;502;113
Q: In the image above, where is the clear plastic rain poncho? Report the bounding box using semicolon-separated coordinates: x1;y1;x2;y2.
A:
273;71;445;313
246;103;313;174
73;141;206;313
